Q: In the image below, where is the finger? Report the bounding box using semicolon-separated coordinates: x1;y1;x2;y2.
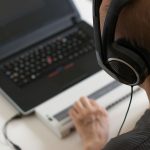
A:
90;100;106;112
69;109;84;125
88;101;107;125
89;100;97;106
69;108;79;120
90;100;108;116
72;104;80;114
80;97;93;110
74;100;85;111
73;103;84;114
89;100;103;117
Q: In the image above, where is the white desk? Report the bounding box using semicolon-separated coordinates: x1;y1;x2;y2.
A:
0;0;149;150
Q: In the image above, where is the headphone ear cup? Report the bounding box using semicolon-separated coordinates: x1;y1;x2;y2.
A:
107;41;149;85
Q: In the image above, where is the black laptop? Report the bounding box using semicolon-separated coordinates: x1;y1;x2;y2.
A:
0;0;100;114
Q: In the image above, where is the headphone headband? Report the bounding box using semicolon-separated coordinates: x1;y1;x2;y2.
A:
102;0;130;46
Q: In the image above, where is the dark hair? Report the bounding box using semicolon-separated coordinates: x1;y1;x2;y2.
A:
116;0;150;50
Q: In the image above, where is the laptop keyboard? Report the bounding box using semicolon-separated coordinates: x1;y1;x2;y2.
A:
1;29;94;87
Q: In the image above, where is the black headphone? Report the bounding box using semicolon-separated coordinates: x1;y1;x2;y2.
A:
93;0;150;86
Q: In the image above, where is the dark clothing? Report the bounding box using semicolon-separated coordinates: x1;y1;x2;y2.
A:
104;109;150;150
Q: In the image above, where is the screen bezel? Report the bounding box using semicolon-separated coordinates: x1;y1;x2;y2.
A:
0;0;80;60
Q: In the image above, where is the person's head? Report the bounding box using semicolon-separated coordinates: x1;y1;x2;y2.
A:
100;0;150;99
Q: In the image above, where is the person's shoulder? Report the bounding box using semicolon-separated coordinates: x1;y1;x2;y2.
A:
103;110;150;150
135;109;150;130
103;130;150;150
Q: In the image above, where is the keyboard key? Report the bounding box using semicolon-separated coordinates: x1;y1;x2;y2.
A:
47;56;53;64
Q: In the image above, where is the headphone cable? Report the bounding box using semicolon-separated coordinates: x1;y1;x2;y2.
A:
2;113;23;150
117;86;134;136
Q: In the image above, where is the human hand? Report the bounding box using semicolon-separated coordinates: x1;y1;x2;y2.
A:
69;97;109;150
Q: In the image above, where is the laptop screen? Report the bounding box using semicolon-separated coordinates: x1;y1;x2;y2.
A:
0;0;75;49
